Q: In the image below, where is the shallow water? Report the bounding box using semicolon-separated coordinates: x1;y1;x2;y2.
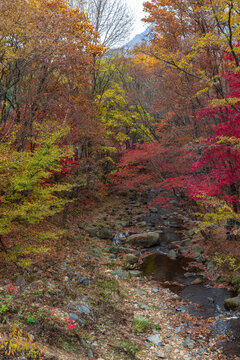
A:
141;252;240;356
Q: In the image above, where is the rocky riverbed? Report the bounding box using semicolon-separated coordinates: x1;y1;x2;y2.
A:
0;193;239;359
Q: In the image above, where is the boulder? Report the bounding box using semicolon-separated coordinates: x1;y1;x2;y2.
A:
224;296;240;310
149;206;158;213
86;227;98;237
127;232;160;247
147;334;162;346
207;261;216;274
192;245;203;256
98;227;112;239
123;254;138;269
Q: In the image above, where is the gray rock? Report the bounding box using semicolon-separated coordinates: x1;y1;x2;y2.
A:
79;277;90;286
156;350;165;358
112;268;128;280
139;221;147;228
129;270;142;277
15;275;26;287
88;349;94;357
168;249;177;260
152;288;159;293
192;245;203;257
181;238;192;247
86;227;98;237
123;254;138;269
98;227;112;239
183;337;195;348
138;303;151;311
134;289;147;295
147;334;162;346
69;313;78;320
123;254;138;264
67;273;73;281
79;319;86;327
109;246;126;254
195;255;206;263
78;305;91;314
149;206;158;213
188;229;195;236
171;294;181;301
127;232;160;247
224;296;240;309
207;261;216;274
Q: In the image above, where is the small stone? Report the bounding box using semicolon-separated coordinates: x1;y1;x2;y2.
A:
69;313;78;320
191;278;203;285
147;334;162;346
79;319;86;327
123;254;138;265
134;289;147;295
183;337;195;348
171;294;181;301
79;277;90;286
168;249;177;260
112;268;128;280
149;206;158;213
152;288;159;293
129;270;142;276
192;245;203;256
15;275;26;287
88;349;94;357
78;305;91;314
138;303;151;310
156;350;165;358
67;273;73;281
207;261;216;274
195;255;206;263
181;238;192;247
86;227;98;237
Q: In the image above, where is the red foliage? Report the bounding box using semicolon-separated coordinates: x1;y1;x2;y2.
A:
189;46;240;208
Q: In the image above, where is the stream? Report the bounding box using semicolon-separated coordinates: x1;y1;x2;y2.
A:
138;198;240;357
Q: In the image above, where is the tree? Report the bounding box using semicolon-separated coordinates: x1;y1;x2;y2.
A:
0;126;72;251
69;0;134;48
0;0;103;150
189;45;240;215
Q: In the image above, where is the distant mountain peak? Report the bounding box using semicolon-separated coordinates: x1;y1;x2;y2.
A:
124;25;152;49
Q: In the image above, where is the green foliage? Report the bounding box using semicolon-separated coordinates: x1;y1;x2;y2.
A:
0;244;50;266
0;127;72;236
98;277;118;291
194;195;240;233
133;315;150;333
26;317;35;324
214;253;240;272
97;83;153;145
0;304;7;314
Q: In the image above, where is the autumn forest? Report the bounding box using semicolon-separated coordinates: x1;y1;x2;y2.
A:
0;0;240;359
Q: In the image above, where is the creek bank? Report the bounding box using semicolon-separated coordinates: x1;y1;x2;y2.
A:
114;198;240;358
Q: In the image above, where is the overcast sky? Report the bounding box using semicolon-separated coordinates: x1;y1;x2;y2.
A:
126;0;147;37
